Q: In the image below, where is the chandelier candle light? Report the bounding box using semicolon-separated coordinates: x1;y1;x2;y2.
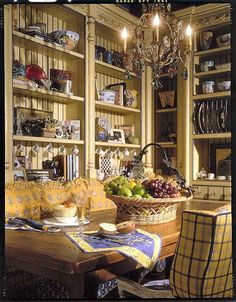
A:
122;27;128;53
121;4;193;87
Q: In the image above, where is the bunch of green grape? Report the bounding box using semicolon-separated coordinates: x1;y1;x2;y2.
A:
104;176;129;195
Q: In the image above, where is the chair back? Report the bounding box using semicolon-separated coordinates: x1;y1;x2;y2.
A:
169;208;232;298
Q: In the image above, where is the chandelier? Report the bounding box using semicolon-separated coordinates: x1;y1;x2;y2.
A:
121;4;192;88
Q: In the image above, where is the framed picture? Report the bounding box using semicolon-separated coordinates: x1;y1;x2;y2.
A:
116;125;134;141
14;107;53;136
108;129;125;143
210;144;231;174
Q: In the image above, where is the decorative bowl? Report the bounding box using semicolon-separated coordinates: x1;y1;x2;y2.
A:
54;215;77;224
53;204;77;217
199;31;214;50
26;64;48;80
202;81;214;94
216;33;230;47
200;61;214;72
217;81;231;91
99;89;116;104
49;30;80;50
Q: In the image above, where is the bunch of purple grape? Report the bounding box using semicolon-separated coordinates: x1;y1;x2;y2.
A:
142;179;181;198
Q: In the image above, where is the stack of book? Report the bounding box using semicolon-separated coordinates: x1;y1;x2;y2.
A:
54;154;79;181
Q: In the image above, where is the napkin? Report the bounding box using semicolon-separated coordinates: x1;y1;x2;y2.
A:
66;229;162;270
6;217;61;233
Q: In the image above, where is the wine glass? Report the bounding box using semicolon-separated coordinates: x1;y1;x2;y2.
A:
74;195;86;236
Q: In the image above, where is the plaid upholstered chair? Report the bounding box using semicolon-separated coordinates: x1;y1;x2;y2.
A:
117;205;233;299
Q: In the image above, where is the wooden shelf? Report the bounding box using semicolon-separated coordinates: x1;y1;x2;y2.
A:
192;91;230;100
95;141;140;148
192;179;231;187
155;142;177;148
95;100;140;114
13;31;84;60
13;84;84;104
155;108;177;113
194;68;230;78
194;46;230;57
13;135;84;145
192;133;231;139
95;60;137;78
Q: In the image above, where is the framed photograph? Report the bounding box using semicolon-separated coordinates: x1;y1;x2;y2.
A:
14;107;53;136
116;125;134;141
210;144;231;174
108;129;125;143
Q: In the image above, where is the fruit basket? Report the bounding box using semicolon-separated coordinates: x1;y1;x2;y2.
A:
107;193;192;225
104;143;193;225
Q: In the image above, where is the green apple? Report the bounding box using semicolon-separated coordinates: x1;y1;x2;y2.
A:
118;188;133;197
133;194;142;199
143;194;152;198
132;184;146;197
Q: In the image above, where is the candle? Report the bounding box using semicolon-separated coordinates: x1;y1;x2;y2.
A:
153;13;160;42
186;24;192;50
122;27;128;53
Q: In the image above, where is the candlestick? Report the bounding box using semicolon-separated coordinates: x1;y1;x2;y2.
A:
186;24;192;51
153;13;160;42
122;27;128;53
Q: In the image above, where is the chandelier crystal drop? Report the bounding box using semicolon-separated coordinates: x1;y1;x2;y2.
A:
122;4;192;88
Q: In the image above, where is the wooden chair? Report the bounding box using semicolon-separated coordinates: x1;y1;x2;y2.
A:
118;206;232;299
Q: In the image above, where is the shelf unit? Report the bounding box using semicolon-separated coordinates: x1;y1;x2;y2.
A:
95;141;140;148
154;74;178;175
13;30;85;60
95;100;140;114
10;4;86;177
13;135;84;145
190;4;231;202
94;18;142;173
13;84;84;104
5;3;145;181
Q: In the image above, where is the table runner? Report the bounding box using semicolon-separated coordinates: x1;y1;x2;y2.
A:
66;229;162;270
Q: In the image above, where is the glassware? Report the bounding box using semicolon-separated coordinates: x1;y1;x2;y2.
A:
76;198;86;236
32;144;40;154
85;197;92;223
46;143;53;153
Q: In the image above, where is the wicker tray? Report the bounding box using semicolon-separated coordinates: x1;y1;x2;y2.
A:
107;194;193;225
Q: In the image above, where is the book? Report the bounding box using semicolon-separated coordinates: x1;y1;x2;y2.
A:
67;155;70;181
72;154;76;179
75;155;79;178
53;155;67;179
69;154;73;181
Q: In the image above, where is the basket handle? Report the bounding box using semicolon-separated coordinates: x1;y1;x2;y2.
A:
138;143;193;197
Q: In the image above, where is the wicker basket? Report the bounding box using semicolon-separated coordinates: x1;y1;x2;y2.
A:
107;194;192;225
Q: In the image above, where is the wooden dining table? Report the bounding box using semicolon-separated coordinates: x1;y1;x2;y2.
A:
5;199;226;299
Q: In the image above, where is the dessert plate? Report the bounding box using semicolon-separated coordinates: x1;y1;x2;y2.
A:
43;217;89;226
